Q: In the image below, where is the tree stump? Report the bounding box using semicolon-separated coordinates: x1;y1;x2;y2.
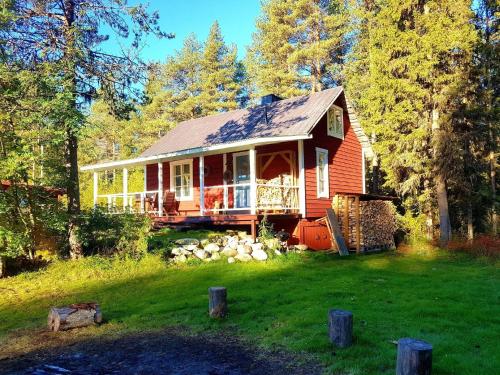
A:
208;287;227;318
328;309;353;347
48;302;102;332
396;338;432;375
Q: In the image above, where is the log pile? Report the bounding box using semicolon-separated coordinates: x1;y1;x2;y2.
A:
332;195;397;252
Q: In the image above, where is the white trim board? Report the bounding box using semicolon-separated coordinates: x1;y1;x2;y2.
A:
81;134;313;172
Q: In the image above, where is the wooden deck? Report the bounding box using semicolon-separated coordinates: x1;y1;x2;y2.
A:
153;213;302;238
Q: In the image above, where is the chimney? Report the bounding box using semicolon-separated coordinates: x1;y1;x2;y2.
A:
260;94;282;106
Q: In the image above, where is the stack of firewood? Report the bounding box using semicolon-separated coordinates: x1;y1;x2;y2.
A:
332;195;397;251
359;200;397;249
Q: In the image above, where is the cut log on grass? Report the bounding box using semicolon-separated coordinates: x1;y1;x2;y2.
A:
48;302;102;332
396;338;432;375
328;309;353;347
208;287;227;318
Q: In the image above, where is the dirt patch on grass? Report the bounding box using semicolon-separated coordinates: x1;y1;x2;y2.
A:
0;327;322;375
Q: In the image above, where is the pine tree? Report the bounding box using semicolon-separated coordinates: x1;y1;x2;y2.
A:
200;21;241;115
246;0;349;98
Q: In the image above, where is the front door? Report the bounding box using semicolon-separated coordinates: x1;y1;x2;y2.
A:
233;152;250;209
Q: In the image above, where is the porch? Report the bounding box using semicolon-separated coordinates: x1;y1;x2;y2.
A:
89;141;307;220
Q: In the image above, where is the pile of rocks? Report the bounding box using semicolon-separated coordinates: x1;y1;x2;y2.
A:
168;231;307;264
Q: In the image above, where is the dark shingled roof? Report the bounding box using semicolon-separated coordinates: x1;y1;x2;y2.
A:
140;87;344;157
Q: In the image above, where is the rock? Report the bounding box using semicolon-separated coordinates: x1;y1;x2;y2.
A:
181;249;191;256
171;247;182;256
237;231;248;239
211;252;221;261
252;249;268;261
184;244;198;252
294;244;308;252
202;257;212;262
227;237;239;249
227;257;235;264
194;249;208;259
175;254;187;263
235;253;252;262
204;243;220;253
222;247;238;257
274;249;282;256
200;239;210;248
175;238;200;246
251;242;264;252
237;244;252;255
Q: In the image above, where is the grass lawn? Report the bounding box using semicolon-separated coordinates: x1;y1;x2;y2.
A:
0;237;498;374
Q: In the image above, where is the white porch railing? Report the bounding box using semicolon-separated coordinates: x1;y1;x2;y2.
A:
202;183;300;215
96;190;159;214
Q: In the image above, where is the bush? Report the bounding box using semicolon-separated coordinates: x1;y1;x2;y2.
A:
396;211;428;241
77;208;151;259
447;235;499;259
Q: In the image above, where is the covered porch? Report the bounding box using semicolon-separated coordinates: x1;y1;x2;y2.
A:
84;140;307;219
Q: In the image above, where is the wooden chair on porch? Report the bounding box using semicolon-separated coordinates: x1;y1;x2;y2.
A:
150;191;179;216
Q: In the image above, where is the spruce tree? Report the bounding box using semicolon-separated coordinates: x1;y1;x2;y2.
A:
345;0;477;245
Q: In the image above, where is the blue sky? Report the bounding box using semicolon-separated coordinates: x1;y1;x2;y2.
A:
109;0;261;62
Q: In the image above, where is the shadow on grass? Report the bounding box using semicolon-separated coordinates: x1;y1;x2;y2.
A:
0;251;498;375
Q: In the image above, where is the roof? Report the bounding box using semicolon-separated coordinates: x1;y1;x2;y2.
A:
81;87;373;171
141;87;344;157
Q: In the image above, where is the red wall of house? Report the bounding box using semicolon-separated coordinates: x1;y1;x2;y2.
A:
303;96;363;218
256;141;298;180
146;158;201;215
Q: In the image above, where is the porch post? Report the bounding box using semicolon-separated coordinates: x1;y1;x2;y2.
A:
157;162;163;217
223;153;228;210
361;149;366;194
298;140;306;216
122;168;128;211
199;155;205;215
93;171;98;207
141;165;147;213
249;147;256;214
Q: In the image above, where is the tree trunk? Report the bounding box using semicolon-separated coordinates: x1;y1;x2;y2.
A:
208;287;227;318
63;0;83;259
48;303;102;332
431;108;451;247
0;256;6;278
467;201;474;242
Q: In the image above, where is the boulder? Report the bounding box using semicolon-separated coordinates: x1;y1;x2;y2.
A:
200;239;210;248
181;249;191;256
204;243;220;253
171;247;182;256
227;237;239;250
175;254;187;263
227;257;235;264
274;249;282;256
252;249;268;261
175;238;200;246
235;253;252;262
222;247;238;257
237;244;252;255
211;252;221;261
237;231;248;239
184;244;198;252
194;249;208;259
294;244;308;252
251;242;264;252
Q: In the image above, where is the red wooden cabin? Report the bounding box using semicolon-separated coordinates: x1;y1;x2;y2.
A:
81;87;373;246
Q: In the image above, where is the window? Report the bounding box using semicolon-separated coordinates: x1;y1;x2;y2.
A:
327;104;344;139
170;159;193;200
316;148;329;198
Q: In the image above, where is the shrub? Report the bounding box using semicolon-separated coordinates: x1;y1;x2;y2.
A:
77;208;151;259
447;235;499;259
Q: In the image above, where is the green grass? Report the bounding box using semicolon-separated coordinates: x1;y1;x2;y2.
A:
0;242;498;374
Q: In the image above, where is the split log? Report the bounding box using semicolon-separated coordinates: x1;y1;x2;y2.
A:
328;309;353;347
396;338;432;375
48;302;102;332
208;287;227;318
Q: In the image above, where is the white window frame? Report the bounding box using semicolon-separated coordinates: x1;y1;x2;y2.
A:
327;104;344;139
316;147;329;199
170;158;193;201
